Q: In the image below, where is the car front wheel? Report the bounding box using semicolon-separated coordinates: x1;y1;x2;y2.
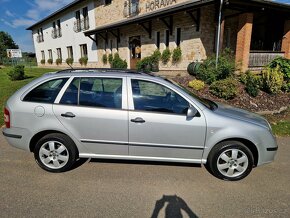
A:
207;141;254;181
34;133;78;173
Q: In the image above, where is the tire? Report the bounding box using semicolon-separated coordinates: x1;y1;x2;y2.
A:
206;141;254;181
34;133;78;173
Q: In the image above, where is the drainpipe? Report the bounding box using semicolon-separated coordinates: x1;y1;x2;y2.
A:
215;0;224;68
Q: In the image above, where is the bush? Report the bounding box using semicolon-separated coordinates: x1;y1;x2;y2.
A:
261;66;284;94
47;59;53;64
7;65;25;81
66;58;73;65
187;62;201;76
111;53;127;69
282;82;290;92
188;80;205;91
268;57;290;82
136;49;161;72
102;54;108;64
108;54;113;65
79;56;88;66
161;48;171;64
40;59;45;64
210;78;238;99
244;71;261;97
172;47;182;64
56;58;62;65
196;49;236;84
151;49;161;63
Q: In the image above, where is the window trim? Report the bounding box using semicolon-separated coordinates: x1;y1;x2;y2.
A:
127;78;191;116
55;76;127;110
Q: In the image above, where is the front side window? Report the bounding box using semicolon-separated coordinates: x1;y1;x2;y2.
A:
24;78;68;103
60;77;122;109
131;79;189;114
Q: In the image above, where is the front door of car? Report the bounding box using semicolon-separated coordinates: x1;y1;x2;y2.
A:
53;76;128;155
128;79;206;160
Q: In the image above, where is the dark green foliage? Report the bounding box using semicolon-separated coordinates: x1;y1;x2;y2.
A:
0;31;19;59
244;71;261;97
47;59;53;64
7;65;25;81
196;49;236;84
55;58;62;65
40;59;45;64
172;47;182;64
261;66;284;94
66;58;73;65
268;57;290;81
161;48;171;64
209;78;238;99
102;54;108;64
111;53;127;69
108;54;113;64
79;56;88;66
136;49;161;72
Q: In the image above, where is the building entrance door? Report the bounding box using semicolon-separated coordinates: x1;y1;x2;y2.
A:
129;36;141;69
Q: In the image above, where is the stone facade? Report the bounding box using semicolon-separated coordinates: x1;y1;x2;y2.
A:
93;1;216;70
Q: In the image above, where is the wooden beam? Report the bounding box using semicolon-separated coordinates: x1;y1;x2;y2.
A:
139;21;152;38
186;8;200;31
160;15;173;35
109;29;120;43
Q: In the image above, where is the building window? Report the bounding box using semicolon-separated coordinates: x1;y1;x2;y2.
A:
56;48;62;59
48;49;53;60
74;10;81;32
80;44;88;57
41;51;45;60
67;46;73;59
176;28;181;46
52;20;62;38
155;31;160;49
165;29;170;48
105;0;112;5
82;7;89;30
37;28;44;43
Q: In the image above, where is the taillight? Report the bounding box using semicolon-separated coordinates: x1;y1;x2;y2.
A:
4;107;10;128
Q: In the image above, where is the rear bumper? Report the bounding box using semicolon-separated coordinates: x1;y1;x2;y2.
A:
2;127;31;151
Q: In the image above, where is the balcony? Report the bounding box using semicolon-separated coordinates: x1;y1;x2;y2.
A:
36;35;44;43
51;28;62;39
73;17;90;33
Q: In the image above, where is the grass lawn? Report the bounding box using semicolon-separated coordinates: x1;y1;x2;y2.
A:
0;66;58;126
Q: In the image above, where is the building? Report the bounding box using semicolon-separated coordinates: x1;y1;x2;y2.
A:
27;0;290;72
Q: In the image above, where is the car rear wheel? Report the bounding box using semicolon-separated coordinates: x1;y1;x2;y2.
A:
34;133;77;173
207;141;254;181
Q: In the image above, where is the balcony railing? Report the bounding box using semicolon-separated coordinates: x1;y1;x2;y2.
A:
73;17;89;33
51;28;62;39
36;35;44;43
248;51;285;68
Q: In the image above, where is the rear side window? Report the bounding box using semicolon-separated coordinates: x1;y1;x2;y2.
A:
60;77;122;109
23;78;68;103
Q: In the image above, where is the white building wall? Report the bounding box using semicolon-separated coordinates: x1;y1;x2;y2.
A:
32;1;97;66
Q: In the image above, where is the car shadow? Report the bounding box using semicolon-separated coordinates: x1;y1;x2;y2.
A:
151;195;198;218
89;158;202;168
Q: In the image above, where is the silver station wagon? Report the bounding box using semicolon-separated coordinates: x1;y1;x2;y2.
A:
2;69;278;181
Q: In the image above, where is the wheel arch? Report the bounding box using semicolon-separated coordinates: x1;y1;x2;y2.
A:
29;130;79;156
208;138;259;167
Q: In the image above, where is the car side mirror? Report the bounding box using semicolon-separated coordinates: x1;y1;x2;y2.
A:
187;107;198;118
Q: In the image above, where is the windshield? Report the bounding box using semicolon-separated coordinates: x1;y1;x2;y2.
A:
165;79;217;110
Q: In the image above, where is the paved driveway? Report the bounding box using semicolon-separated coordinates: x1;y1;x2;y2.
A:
0;132;289;218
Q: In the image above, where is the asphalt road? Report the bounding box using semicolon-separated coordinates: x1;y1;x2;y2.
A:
0;132;289;218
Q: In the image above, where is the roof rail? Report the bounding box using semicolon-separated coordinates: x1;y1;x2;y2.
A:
56;68;141;74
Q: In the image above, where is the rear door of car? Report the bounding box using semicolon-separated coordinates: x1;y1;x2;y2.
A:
127;77;206;161
53;76;128;155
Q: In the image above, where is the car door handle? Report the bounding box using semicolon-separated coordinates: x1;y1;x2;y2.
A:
61;112;76;118
130;117;145;123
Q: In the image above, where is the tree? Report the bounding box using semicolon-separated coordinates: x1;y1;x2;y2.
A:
0;31;19;59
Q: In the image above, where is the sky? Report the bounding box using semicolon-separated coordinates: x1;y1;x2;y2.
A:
0;0;290;53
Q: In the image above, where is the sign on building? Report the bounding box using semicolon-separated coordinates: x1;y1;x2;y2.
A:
6;49;22;58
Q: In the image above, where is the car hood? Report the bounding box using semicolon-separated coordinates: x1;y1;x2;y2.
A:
214;103;270;129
